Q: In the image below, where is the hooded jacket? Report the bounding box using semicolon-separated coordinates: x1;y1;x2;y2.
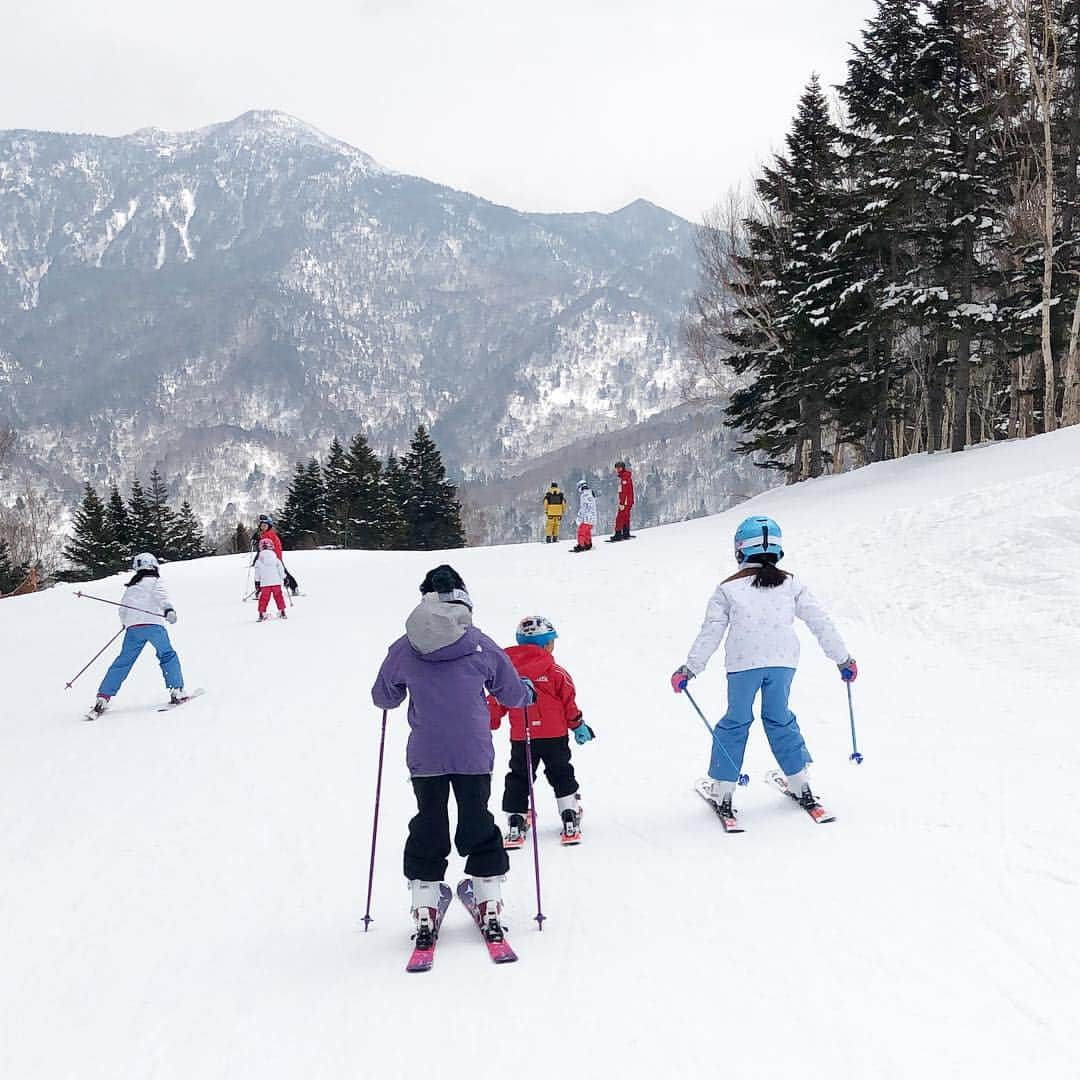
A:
575;487;597;526
616;466;634;510
543;487;566;518
371;594;530;776
488;644;582;740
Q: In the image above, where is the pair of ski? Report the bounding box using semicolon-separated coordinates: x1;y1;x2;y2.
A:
83;687;205;721
695;770;836;832
406;878;518;973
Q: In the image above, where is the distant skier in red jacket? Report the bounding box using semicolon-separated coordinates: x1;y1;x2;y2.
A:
609;460;635;541
488;616;595;845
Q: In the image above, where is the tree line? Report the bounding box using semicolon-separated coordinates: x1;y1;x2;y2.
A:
688;0;1080;481
57;424;464;582
273;425;464;551
61;469;212;581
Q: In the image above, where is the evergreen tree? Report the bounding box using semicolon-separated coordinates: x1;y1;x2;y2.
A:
61;484;115;581
400;426;465;549
725;76;850;478
381;454;410;549
278;459;326;548
104;483;131;569
343;430;401;549
127;476;154;553
169;501;211;560
146;468;178;557
322;436;351;546
0;537;29;594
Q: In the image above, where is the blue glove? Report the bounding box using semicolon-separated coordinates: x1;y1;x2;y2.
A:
573;722;595;746
838;657;858;683
165;609;178;625
520;677;537;705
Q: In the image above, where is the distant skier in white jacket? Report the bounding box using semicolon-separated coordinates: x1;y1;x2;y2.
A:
253;538;287;621
670;515;857;816
570;480;597;553
89;553;185;718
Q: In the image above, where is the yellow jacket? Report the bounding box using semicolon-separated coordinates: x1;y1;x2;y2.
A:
543;488;567;518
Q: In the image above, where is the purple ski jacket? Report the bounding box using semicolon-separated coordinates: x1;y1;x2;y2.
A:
371;595;530;777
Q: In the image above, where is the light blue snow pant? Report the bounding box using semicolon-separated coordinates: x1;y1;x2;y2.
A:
97;625;183;698
708;667;812;782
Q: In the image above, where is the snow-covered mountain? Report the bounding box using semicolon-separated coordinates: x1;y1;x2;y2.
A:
0;111;704;534
2;427;1076;1077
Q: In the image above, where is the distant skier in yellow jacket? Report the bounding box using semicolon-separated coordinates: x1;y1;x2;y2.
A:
543;482;567;543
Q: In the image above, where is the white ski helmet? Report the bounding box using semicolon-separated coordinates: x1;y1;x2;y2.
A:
516;615;557;646
132;552;159;572
577;479;589;491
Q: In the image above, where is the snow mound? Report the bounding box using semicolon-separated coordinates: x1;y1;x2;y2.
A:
2;430;1078;1078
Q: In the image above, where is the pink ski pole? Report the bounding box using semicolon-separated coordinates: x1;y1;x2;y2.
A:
75;591;165;619
362;710;389;931
64;628;124;689
523;704;546;930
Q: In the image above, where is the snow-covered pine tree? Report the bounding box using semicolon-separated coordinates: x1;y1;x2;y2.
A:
913;0;1012;451
277;459;326;548
322;436;351;546
169;501;210;561
105;484;131;565
380;454;410;550
0;536;29;594
343;430;401;549
126;477;154;554
61;485;115;581
725;76;850;479
837;0;927;460
400;426;465;549
146;469;178;558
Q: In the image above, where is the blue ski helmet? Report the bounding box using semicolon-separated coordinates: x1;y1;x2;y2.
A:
516;615;557;647
258;513;275;527
733;516;783;564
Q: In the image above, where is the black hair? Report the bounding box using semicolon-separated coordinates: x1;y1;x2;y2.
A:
126;568;160;588
746;554;788;589
420;564;466;595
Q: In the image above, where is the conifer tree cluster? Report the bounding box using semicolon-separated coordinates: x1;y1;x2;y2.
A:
690;0;1080;479
275;426;464;550
61;469;211;581
0;536;30;595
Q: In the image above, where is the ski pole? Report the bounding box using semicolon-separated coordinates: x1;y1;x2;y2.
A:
683;687;749;786
242;562;253;602
846;682;863;764
523;705;546;930
362;709;389;931
64;628;124;689
75;591;164;619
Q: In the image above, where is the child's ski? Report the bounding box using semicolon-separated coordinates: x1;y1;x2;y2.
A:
456;879;518;964
694;778;743;833
764;770;836;823
405;883;453;973
156;688;206;712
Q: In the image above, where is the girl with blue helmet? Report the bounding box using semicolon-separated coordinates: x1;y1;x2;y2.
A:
670;515;857;821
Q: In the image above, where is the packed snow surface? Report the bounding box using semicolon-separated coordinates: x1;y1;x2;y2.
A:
2;430;1079;1078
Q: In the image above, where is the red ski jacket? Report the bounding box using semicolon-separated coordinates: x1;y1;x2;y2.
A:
616;467;634;510
488;644;582;741
255;527;283;561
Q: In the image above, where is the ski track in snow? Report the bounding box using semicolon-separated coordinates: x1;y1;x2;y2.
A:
2;430;1079;1078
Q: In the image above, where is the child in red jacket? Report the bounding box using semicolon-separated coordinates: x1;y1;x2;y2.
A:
488;616;595;845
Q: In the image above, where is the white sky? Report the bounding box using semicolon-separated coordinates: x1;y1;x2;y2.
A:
2;0;877;222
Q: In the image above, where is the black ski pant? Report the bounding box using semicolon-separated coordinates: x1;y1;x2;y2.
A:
404;773;508;882
501;735;578;814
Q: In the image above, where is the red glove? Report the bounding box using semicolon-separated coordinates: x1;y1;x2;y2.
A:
839;658;858;683
671;666;693;693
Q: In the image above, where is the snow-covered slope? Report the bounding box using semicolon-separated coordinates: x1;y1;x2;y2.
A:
2;430;1078;1078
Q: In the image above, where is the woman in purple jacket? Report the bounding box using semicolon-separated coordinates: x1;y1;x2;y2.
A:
372;565;534;947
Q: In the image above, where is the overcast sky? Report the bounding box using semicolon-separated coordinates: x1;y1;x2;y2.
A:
3;0;878;222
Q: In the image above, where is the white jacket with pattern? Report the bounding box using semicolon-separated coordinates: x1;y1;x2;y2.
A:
686;571;848;675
